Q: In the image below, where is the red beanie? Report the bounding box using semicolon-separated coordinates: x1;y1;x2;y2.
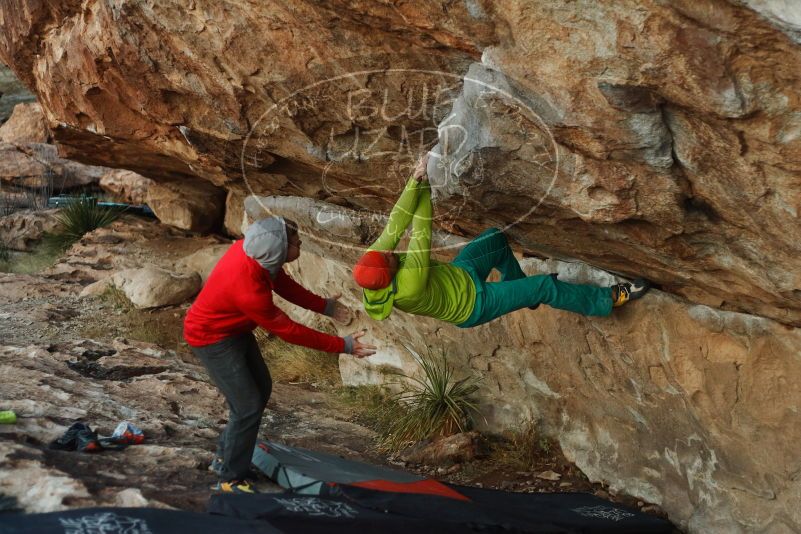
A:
353;251;392;290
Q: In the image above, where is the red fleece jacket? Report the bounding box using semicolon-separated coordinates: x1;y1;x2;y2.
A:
183;240;345;353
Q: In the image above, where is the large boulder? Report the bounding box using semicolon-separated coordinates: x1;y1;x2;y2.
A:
45;217;228;286
111;265;201;309
1;1;801;325
266;198;801;533
0;142;47;186
174;243;231;284
0;142;106;191
146;180;225;233
0;102;48;144
0;65;36;122
99;169;155;205
223;187;247;238
0;208;60;251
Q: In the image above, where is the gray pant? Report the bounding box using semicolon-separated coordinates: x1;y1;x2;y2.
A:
191;332;272;481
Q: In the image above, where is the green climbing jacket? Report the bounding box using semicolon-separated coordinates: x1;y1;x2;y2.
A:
362;177;476;323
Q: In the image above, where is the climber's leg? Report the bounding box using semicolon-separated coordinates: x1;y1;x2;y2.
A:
452;228;526;282
461;274;614;327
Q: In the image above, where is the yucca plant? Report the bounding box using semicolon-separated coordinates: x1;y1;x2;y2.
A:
379;345;481;452
54;196;123;243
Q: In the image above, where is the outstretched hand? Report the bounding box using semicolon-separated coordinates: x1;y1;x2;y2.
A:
328;293;353;325
413;152;430;182
349;329;376;358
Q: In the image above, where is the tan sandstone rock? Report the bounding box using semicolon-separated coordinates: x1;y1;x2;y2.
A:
0;339;227;511
146;180;225;233
0;442;91;512
99;169;155;205
111;265;201;309
1;0;800;325
267;199;801;534
0;334;382;512
0;208;60;250
223;187;247;238
0;102;48;144
0;142;106;190
0;142;47;185
174;244;231;284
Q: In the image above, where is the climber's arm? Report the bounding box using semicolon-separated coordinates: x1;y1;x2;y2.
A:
396;182;432;295
368;177;425;252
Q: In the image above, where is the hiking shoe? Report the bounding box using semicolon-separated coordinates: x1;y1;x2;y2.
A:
611;278;650;307
50;422;104;453
209;456;223;476
49;423;82;450
209;457;267;481
211;479;259;494
110;421;145;445
75;426;102;453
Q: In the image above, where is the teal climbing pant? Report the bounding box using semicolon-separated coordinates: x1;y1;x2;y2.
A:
453;228;613;328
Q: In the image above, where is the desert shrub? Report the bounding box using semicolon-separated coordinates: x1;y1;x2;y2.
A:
53;196;122;244
489;417;556;471
377;345;481;452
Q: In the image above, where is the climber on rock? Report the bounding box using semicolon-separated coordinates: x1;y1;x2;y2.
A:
352;153;650;327
184;216;375;495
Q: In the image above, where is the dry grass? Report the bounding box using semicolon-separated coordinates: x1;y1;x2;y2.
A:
79;286;188;355
254;329;341;387
125;312;187;353
336;385;402;436
0;235;67;274
100;285;133;310
489;418;555;471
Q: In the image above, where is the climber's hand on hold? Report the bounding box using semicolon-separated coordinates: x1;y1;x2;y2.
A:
413;152;430;182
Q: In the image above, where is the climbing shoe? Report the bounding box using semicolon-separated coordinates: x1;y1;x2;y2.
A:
211;479;259;494
611;278;650;307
